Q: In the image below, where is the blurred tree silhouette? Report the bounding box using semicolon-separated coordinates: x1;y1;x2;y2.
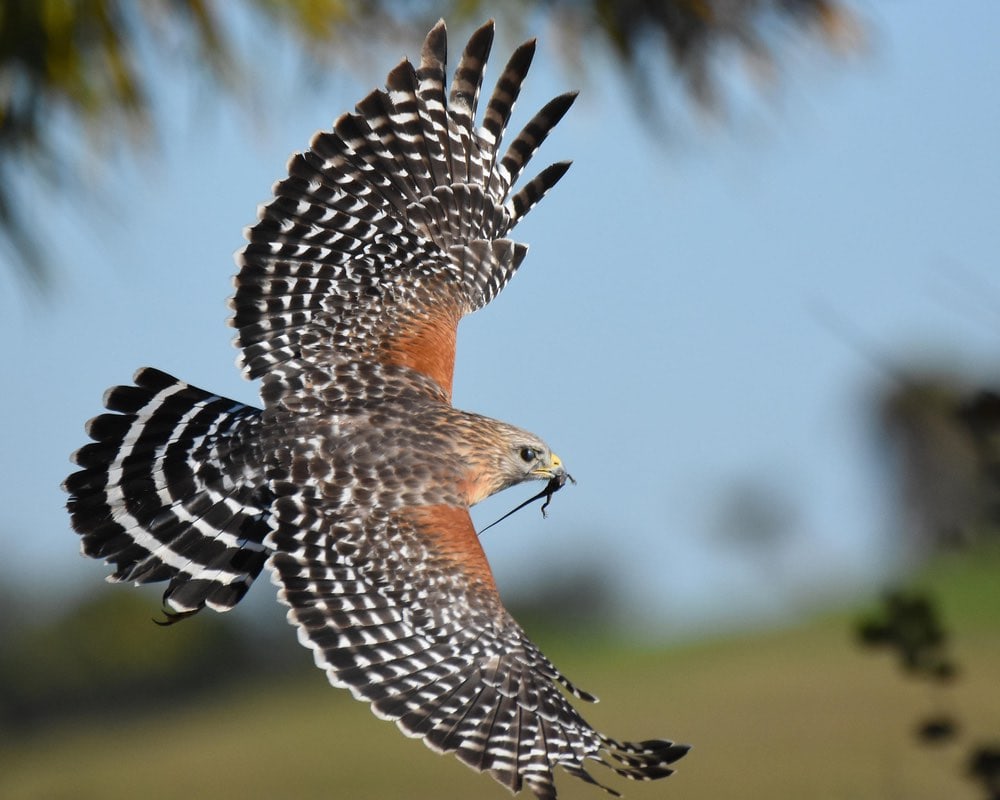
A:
0;0;858;287
958;390;1000;530
711;477;799;553
878;374;1000;559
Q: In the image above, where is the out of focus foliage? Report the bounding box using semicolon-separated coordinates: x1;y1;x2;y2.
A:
856;589;956;681
864;367;1000;799
0;0;859;286
958;391;1000;527
856;577;1000;799
0;589;298;731
969;745;1000;800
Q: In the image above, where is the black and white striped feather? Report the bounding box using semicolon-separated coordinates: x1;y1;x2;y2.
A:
268;505;688;799
65;368;271;615
231;18;575;388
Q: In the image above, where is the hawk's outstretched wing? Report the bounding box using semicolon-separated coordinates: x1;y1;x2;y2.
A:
232;19;575;402
268;500;688;798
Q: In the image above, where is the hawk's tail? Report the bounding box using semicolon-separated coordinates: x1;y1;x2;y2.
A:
64;368;272;618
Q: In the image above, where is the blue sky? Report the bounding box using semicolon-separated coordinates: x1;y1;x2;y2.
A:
4;3;999;636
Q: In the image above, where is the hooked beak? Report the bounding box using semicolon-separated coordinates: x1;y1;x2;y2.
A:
479;453;574;536
531;452;565;481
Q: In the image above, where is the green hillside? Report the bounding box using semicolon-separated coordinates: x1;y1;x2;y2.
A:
3;550;998;800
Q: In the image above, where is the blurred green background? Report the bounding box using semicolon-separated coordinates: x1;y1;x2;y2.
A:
3;547;1000;799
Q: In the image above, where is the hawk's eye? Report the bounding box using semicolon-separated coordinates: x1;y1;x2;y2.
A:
520;447;538;463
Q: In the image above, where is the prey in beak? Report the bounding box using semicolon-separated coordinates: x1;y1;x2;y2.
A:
479;455;575;536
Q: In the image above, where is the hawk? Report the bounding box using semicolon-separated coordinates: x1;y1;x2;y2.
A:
64;19;689;798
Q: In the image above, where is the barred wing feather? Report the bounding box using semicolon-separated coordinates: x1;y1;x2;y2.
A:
268;502;688;798
231;19;575;400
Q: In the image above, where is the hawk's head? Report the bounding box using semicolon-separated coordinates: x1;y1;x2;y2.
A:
454;414;565;506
